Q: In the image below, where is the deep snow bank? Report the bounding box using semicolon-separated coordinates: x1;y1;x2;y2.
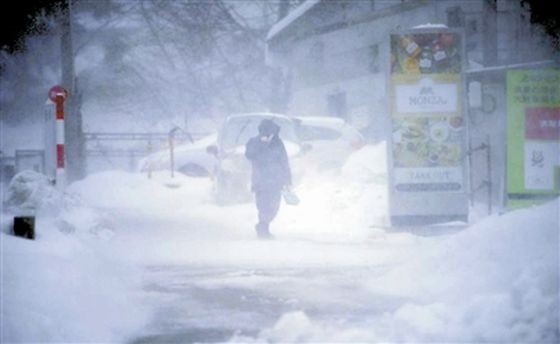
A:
1;227;148;342
1;171;149;343
68;170;213;211
371;198;560;342
236;198;559;343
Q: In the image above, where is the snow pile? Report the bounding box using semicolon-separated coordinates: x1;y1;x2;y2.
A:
68;170;213;211
1;171;149;342
46;145;391;271
236;198;559;342
3;170;114;239
276;143;389;240
341;141;387;184
56;205;115;239
231;311;376;342
1;227;148;342
4;170;64;215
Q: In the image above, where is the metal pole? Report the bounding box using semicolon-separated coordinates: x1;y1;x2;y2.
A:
468;140;474;206
129;150;135;172
168;127;181;178
62;0;84;181
169;130;176;179
147;140;152;179
486;135;492;215
170;136;175;178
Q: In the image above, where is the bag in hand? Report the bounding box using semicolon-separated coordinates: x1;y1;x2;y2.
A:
282;188;300;206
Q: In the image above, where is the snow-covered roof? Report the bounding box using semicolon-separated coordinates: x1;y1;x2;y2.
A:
466;60;557;75
266;0;321;41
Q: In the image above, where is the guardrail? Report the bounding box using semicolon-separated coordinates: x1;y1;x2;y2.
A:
83;131;211;173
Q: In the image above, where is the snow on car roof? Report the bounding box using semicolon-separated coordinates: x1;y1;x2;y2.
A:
294;116;347;128
138;132;217;166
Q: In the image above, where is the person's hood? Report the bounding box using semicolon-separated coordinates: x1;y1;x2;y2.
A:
258;119;280;136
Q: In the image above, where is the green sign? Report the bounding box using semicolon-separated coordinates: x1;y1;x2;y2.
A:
506;69;560;208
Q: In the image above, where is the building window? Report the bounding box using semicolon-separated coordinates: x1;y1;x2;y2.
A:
467;19;478;34
327;92;347;119
447;6;465;28
368;44;379;73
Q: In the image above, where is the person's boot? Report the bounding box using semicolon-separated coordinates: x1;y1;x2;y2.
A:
256;222;274;240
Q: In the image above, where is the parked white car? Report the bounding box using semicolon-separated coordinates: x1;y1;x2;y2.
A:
137;133;218;177
208;112;306;204
293;116;365;171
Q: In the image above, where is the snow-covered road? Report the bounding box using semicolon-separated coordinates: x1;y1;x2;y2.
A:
132;264;399;343
107;222;408;343
3;144;558;343
98;197;410;342
76;146;426;342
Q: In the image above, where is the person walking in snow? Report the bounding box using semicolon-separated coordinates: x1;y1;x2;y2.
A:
245;119;292;239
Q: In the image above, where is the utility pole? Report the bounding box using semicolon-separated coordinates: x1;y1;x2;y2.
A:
61;0;85;181
483;0;498;66
269;0;291;114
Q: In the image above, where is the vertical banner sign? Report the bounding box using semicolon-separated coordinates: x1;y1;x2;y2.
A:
388;29;468;226
506;69;560;208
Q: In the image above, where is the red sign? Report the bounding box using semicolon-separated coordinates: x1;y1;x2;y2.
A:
48;85;69;102
525;107;560;140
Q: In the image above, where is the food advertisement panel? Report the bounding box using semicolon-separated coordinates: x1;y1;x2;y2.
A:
390;31;465;193
391;116;464;192
388;29;468;225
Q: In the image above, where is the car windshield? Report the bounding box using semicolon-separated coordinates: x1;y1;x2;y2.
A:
297;125;342;141
220;116;299;150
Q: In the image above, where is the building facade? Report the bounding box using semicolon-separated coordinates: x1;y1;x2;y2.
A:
266;0;558;213
266;0;553;138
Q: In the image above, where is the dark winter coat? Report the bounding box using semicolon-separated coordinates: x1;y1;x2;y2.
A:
245;135;291;192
